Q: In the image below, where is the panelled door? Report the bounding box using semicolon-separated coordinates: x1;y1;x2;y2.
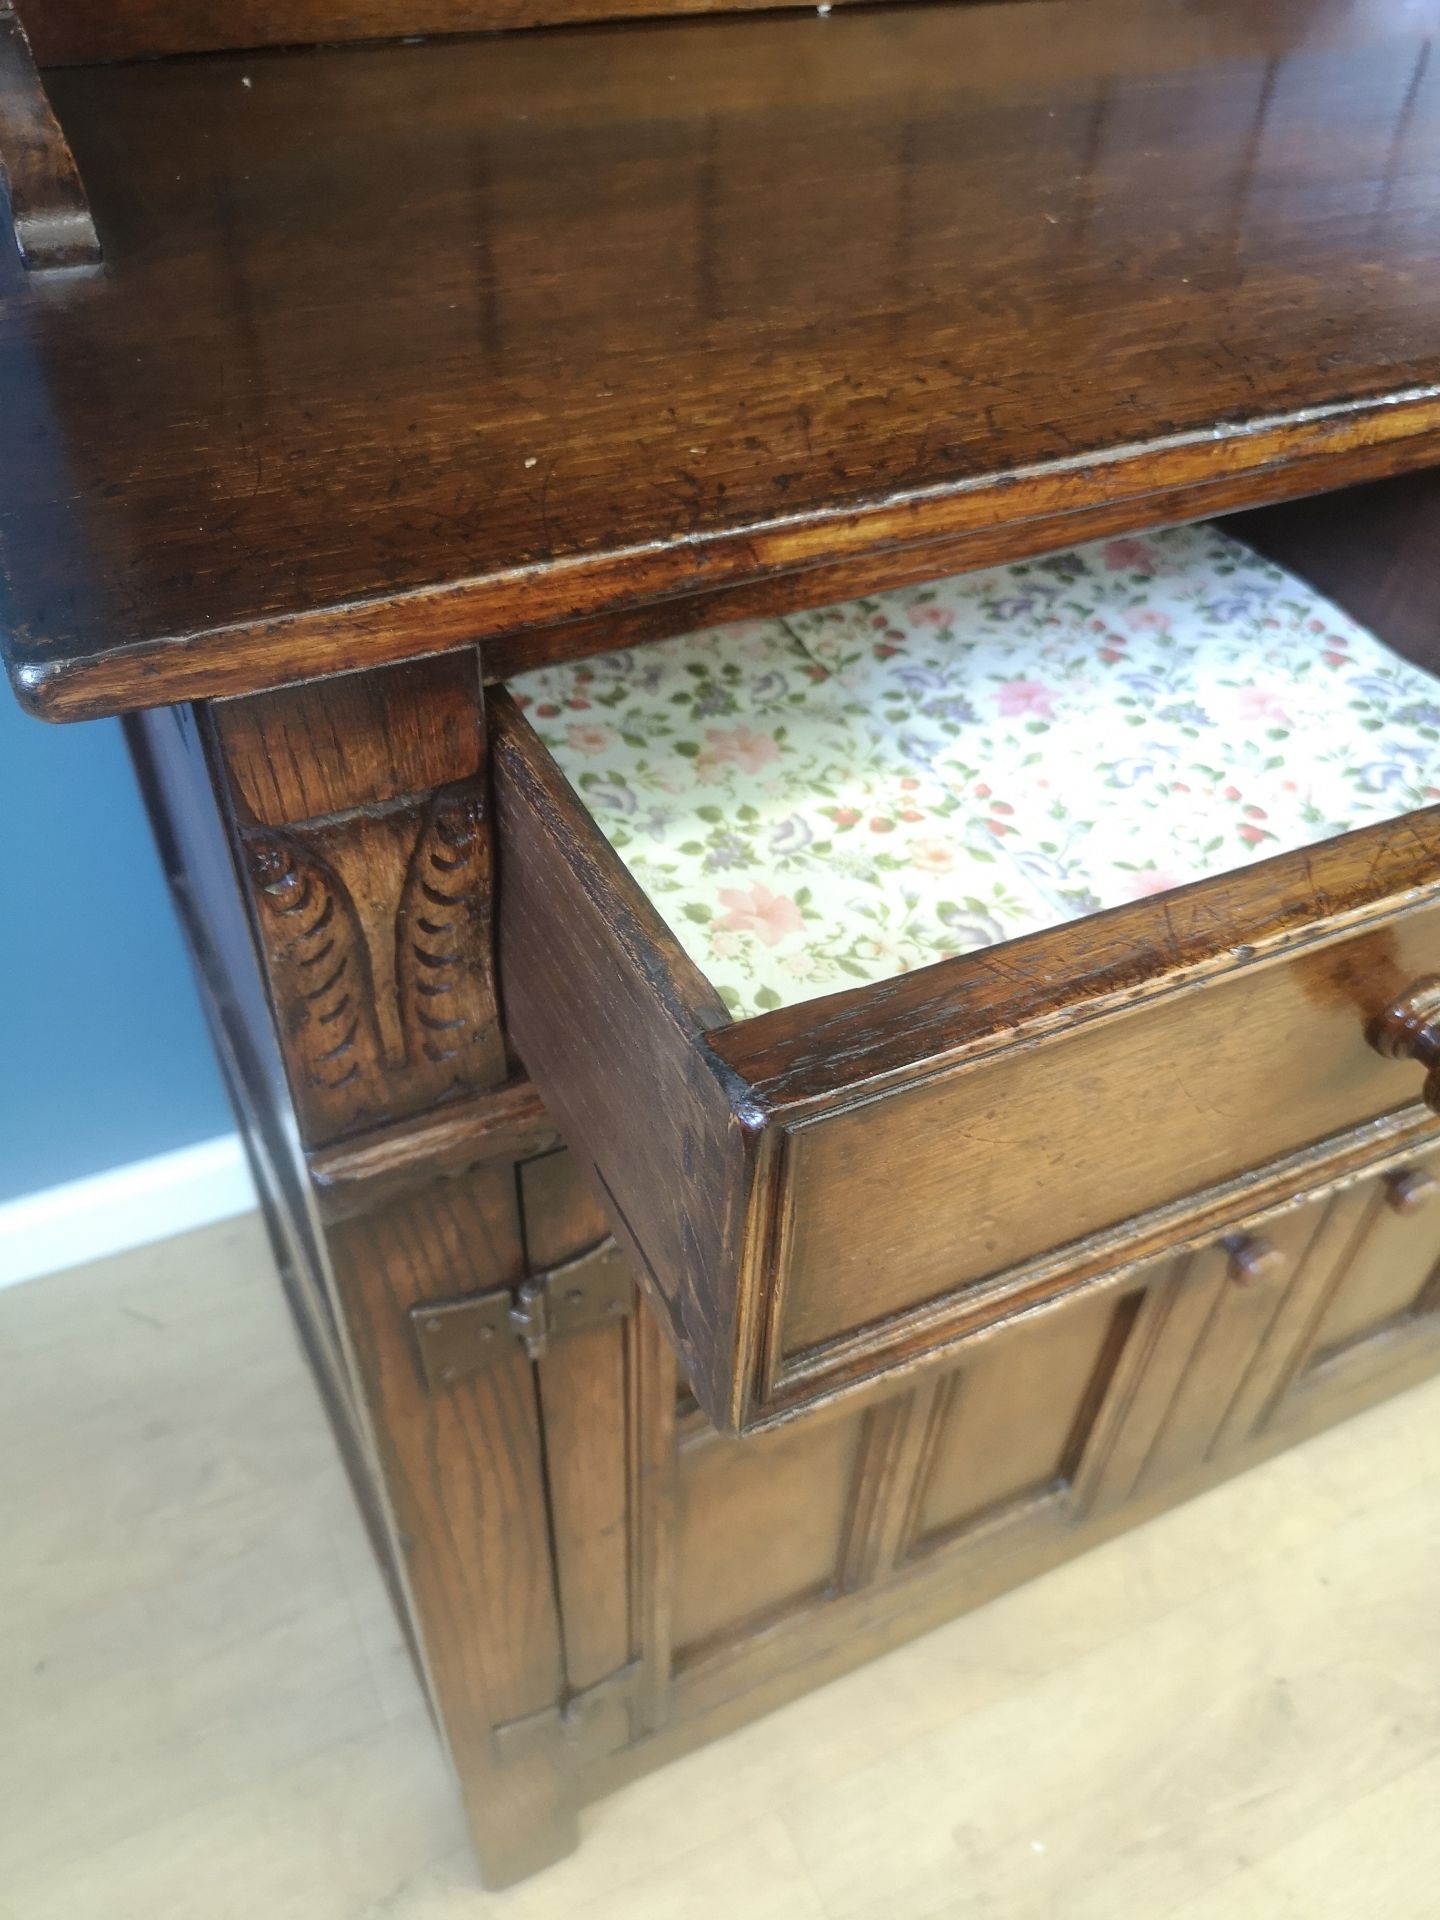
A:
1213;1148;1440;1455
524;1146;1200;1761
519;1144;1440;1788
1026;1150;1440;1518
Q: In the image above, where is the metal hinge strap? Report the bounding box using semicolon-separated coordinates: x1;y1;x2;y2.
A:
409;1236;633;1391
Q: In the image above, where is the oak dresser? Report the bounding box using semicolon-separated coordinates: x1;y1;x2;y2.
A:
6;0;1440;1885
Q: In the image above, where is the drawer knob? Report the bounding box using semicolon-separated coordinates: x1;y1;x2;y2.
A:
1369;977;1440;1113
1385;1167;1438;1215
1221;1232;1283;1288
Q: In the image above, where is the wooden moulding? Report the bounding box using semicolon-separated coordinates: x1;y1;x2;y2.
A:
309;1078;562;1221
16;391;1440;724
0;3;98;270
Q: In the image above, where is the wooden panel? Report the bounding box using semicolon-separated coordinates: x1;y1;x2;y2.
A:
125;705;315;1248
1215;1150;1440;1449
1309;1176;1440;1358
592;1332;1440;1818
1063;1249;1203;1519
1132;1202;1344;1496
626;1296;678;1736
1212;1187;1383;1452
913;1289;1130;1546
130;703;584;1885
491;687;756;1426
217;652;482;822
835;1379;945;1593
126;699;390;1575
9;1;1440;715
670;1411;865;1663
179;652;585;1886
1229;469;1440;686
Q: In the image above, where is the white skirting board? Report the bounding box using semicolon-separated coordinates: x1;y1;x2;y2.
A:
0;1135;258;1290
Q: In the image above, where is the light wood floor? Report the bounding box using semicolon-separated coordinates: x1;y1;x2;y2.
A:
3;1213;1439;1919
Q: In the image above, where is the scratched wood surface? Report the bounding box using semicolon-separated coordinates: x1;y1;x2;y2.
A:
5;0;1440;714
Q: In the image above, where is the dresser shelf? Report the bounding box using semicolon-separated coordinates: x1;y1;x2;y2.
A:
5;0;1440;717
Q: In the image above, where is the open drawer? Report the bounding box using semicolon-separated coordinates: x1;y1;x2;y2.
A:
492;515;1440;1432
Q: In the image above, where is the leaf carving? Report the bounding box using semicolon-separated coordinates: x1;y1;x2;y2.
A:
244;829;391;1135
394;780;508;1103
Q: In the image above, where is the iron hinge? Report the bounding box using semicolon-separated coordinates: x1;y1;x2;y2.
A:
491;1660;640;1769
409;1236;634;1391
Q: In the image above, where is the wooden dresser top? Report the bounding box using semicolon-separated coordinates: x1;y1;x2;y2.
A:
4;0;1440;717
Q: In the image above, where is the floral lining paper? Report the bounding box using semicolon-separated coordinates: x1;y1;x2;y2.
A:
510;524;1440;1021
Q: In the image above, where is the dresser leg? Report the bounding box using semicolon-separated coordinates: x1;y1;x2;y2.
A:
128;659;582;1888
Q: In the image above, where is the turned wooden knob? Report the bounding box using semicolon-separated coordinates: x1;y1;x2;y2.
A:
1221;1232;1283;1288
1369;977;1440;1114
1385;1167;1439;1215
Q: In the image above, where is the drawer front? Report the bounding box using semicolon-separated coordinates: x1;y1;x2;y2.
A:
769;905;1440;1362
493;690;1440;1432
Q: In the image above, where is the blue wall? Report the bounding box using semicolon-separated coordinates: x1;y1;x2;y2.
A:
0;700;234;1203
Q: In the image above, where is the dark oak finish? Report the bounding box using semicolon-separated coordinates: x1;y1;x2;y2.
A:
7;0;1440;714
327;1167;581;1887
0;1;97;269
10;1;1440;1888
480;441;1440;693
91;460;1440;1886
64;524;1440;1885
14;0;899;64
490;685;754;1415
575;1153;1440;1816
211;654;507;1145
308;1078;560;1222
127;688;584;1886
494;678;1440;1432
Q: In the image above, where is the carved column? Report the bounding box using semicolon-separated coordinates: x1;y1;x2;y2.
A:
206;651;579;1886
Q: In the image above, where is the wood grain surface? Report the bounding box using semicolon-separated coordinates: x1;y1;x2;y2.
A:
6;0;1440;713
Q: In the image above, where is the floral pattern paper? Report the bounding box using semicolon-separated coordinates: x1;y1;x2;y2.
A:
510;523;1440;1021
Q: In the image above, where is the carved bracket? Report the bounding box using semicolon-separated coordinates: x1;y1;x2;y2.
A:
0;6;100;270
240;778;507;1141
214;654;508;1149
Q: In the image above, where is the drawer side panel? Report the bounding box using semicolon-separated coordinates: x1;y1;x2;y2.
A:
491;691;761;1427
